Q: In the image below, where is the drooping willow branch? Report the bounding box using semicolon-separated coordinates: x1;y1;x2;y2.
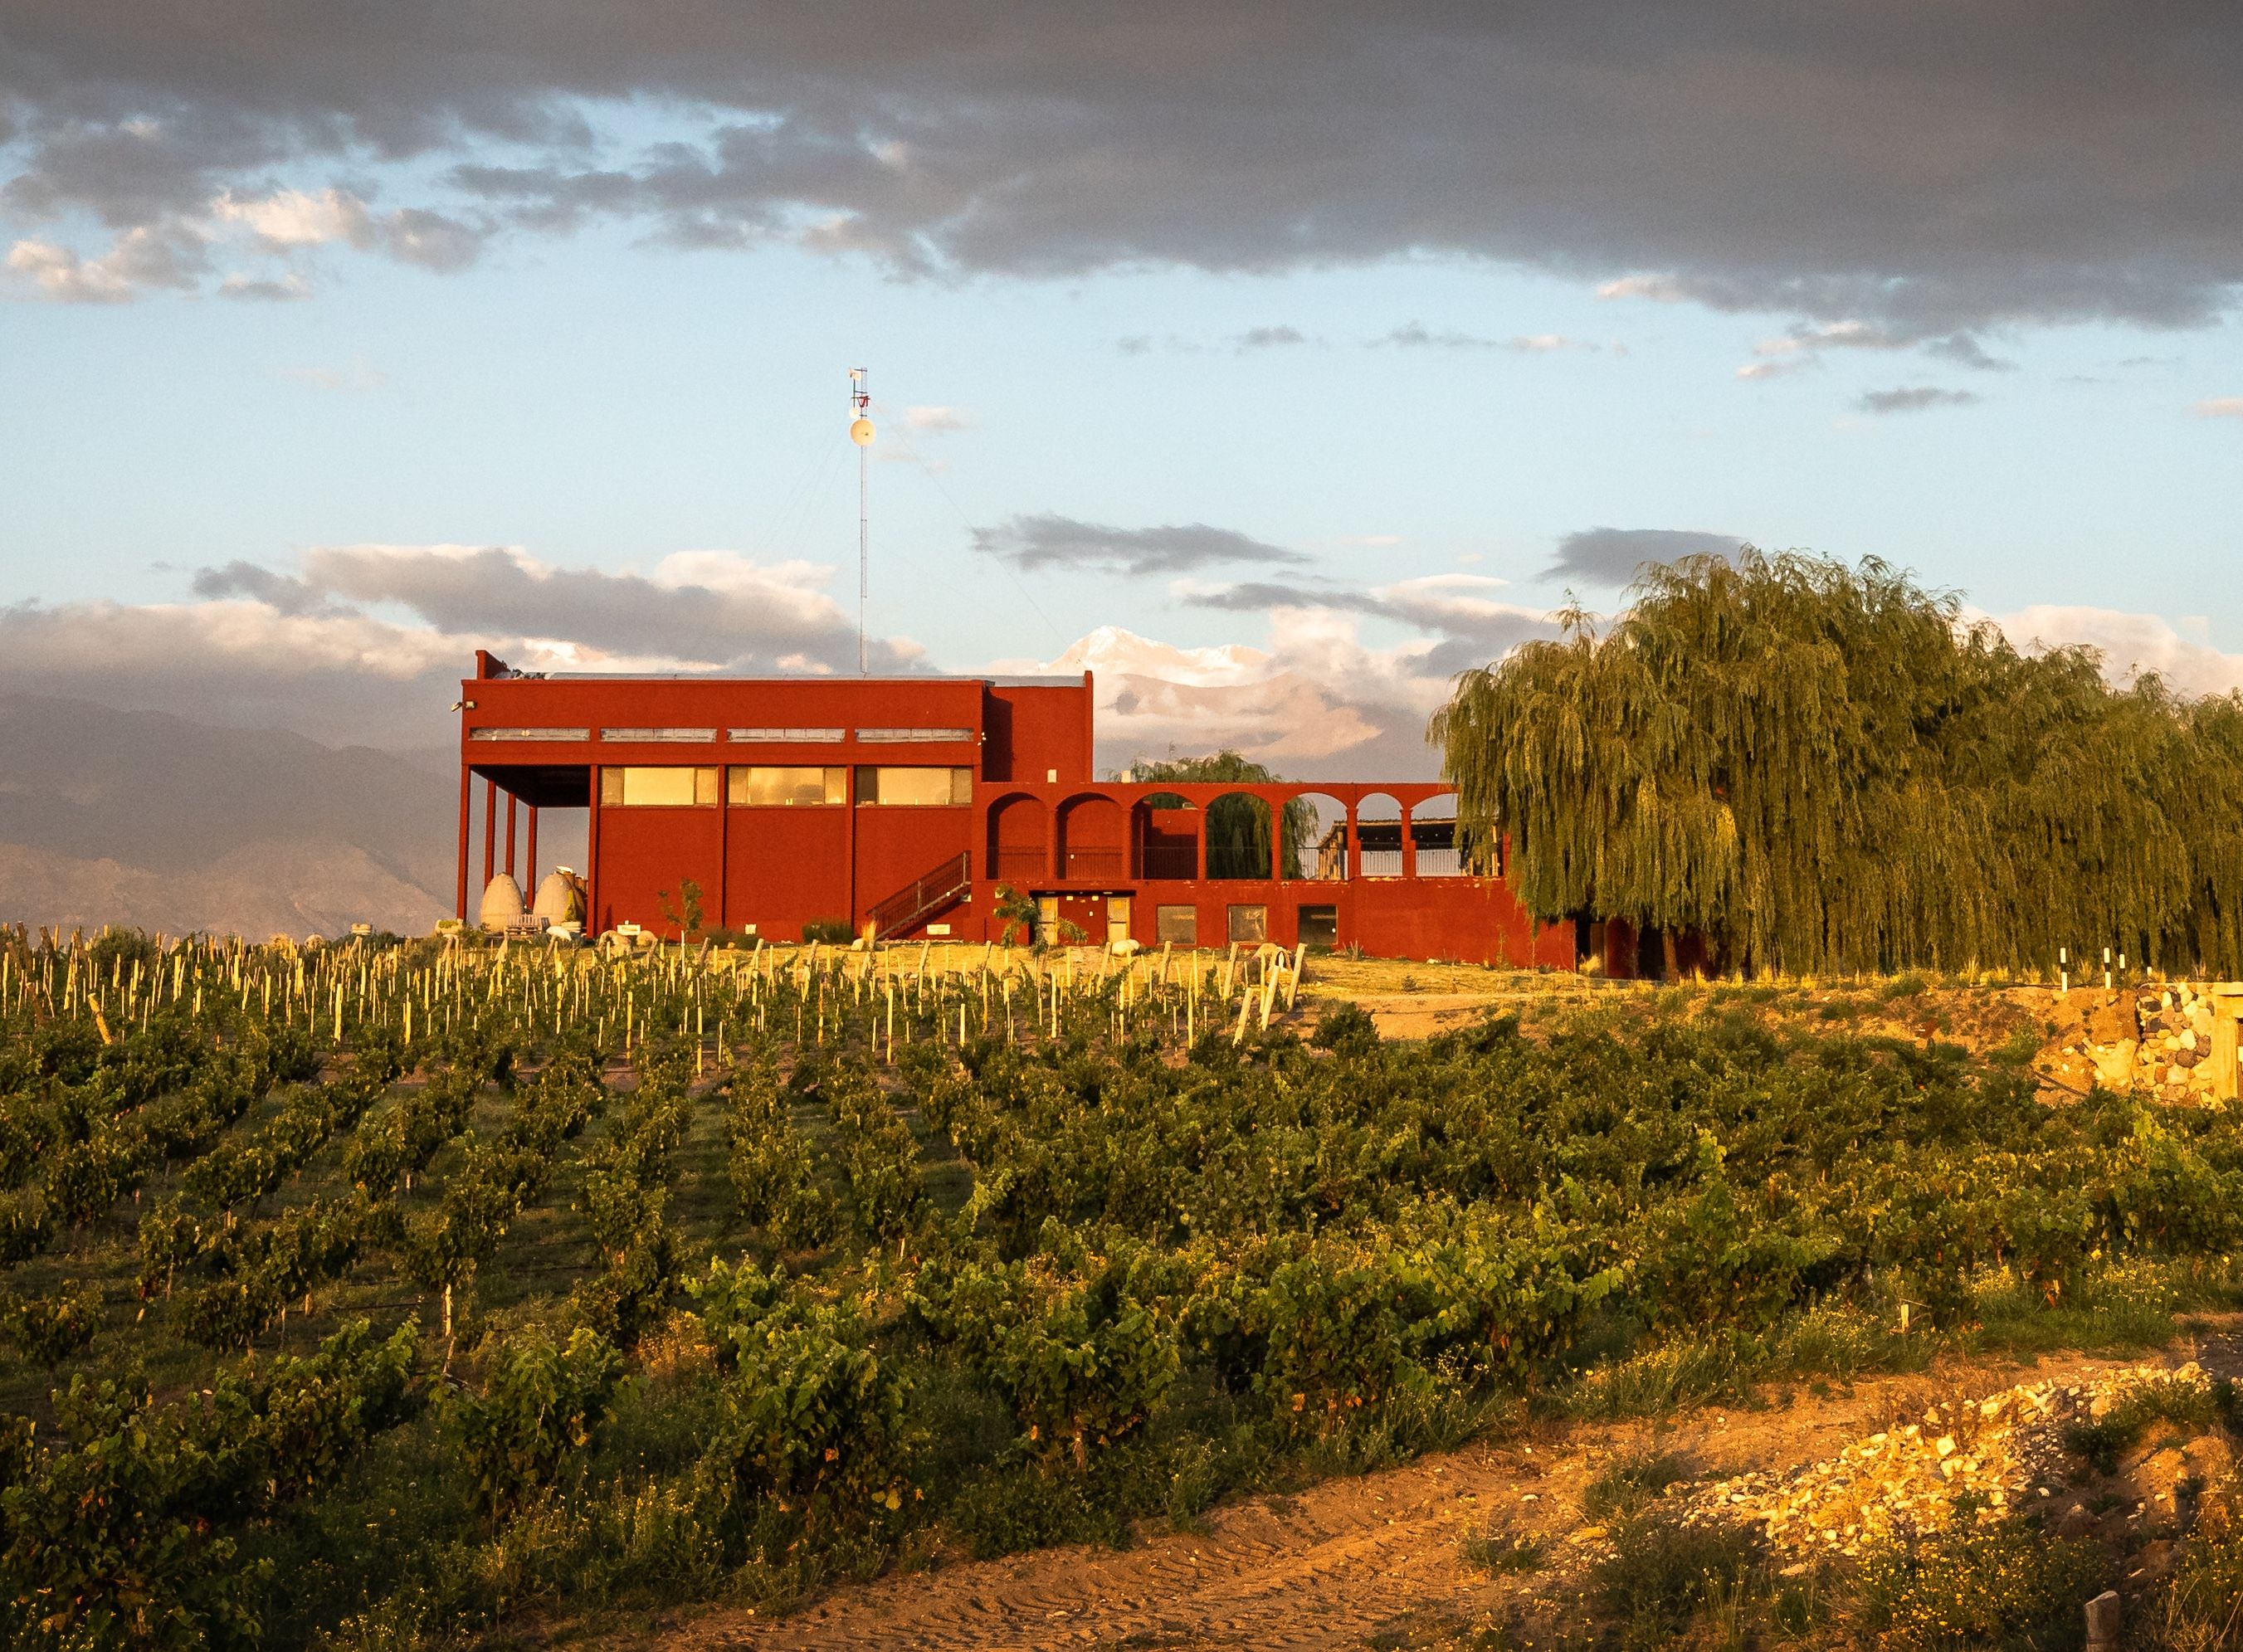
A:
1431;550;2243;976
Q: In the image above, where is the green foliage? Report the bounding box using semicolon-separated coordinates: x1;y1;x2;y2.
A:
800;918;856;945
1309;1001;1379;1057
1856;1502;2108;1649
0;1318;420;1651
0;1280;103;1367
693;1278;919;1552
2144;1492;2243;1650
452;1324;625;1515
656;878;707;937
1433;549;2243;974
1129;750;1320;879
911;1230;1181;1469
1587;1509;1765;1640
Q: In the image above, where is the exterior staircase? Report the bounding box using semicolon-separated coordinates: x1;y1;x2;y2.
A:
867;851;972;942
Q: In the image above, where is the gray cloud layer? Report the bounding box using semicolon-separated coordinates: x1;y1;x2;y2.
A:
973;514;1308;577
1541;528;1747;585
1855;385;1982;414
7;4;2243;333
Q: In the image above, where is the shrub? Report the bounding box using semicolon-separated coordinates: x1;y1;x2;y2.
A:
0;1281;103;1367
1588;1509;1764;1638
696;1298;918;1552
1309;1002;1379;1057
451;1324;625;1515
1856;1503;2107;1650
913;1240;1180;1470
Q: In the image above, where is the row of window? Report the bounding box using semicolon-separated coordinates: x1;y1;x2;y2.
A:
471;726;973;744
1149;904;1337;947
597;766;975;808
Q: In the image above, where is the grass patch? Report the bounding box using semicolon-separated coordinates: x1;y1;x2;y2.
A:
1587;1509;1764;1645
2141;1480;2243;1650
1581;1448;1693;1521
1461;1531;1544;1575
1855;1501;2108;1650
2062;1377;2238;1477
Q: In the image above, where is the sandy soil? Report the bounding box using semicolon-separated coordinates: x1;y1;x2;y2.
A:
633;1320;2243;1652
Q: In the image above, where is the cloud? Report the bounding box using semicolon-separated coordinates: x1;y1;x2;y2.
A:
2194;397;2243;418
997;570;1561;776
0;545;924;747
900;404;968;431
7;8;2243;332
1232;324;1308;350
1923;333;2015;372
1855;385;1982;414
1375;322;1581;352
1733;319;2013;378
1996;605;2243;699
1540;527;1744;584
971;513;1308;577
218;271;313;301
6;227;203;302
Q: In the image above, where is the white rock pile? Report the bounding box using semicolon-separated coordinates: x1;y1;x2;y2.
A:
1679;1364;2221;1559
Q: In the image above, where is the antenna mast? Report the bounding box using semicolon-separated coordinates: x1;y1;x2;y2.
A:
848;368;874;675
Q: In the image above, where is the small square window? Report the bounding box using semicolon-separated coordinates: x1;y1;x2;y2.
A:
1156;904;1198;945
1226;904;1268;943
1297;904;1338;948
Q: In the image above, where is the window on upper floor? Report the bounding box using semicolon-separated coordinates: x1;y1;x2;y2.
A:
728;766;847;807
599;767;718;807
855;767;974;807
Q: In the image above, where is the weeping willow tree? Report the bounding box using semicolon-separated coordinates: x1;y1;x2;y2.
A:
1431;550;2243;976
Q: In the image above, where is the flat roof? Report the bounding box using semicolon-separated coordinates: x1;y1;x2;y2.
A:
490;672;1083;686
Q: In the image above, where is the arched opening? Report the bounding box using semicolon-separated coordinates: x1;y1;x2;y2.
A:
1204;791;1274;880
1412;792;1466;877
987;794;1047;884
1356;792;1403;878
1135;792;1197;880
1285;792;1349;880
1056;793;1126;880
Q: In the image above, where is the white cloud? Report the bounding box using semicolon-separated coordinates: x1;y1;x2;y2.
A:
212;187;369;247
2194;397;2243;418
901;405;969;431
1995;604;2243;698
7;227;201;303
1597;272;1690;303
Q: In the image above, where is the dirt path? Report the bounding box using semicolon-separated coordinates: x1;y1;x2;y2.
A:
649;1323;2243;1651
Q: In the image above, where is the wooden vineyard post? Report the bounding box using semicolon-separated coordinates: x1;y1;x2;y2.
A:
2211;985;2243;1102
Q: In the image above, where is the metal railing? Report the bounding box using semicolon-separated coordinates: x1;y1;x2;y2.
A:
868;850;973;941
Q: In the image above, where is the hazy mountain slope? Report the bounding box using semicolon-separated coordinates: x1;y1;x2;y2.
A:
0;841;449;940
0;694;457;936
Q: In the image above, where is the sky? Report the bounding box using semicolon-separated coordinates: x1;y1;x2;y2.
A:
4;2;2242;779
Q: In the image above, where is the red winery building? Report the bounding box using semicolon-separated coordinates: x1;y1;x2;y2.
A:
455;652;1576;966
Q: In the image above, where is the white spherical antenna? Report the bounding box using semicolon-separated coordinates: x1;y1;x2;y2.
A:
850;416;875;446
